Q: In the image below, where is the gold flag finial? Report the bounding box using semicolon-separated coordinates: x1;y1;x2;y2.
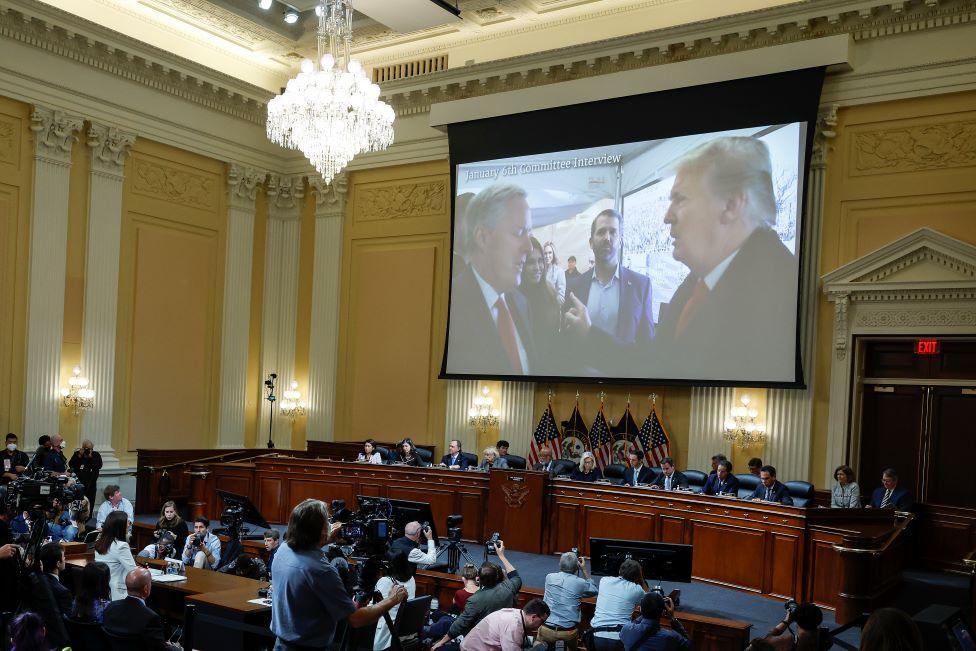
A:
547;387;553;403
650;393;657;406
575;388;581;402
599;390;605;404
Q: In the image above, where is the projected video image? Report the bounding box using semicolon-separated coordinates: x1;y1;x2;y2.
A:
445;124;806;383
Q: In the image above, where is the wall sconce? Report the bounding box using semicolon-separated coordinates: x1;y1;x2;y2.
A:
723;394;766;448
280;380;306;420
60;366;95;416
468;386;500;434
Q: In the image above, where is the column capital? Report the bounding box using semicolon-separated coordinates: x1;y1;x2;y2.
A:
309;173;348;220
87;123;136;178
30;106;84;164
812;104;839;170
227;164;265;211
267;174;306;220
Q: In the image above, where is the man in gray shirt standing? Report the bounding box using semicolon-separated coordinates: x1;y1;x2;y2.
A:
538;551;598;649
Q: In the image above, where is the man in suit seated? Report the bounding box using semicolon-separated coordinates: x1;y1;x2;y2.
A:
650;457;688;491
748;457;763;476
38;542;71;617
704;460;739;496
440;439;470;470
103;567;176;649
867;468;913;510
709;453;728;476
750;465;794;505
445;184;536;376
533;447;556;474
623;449;653;487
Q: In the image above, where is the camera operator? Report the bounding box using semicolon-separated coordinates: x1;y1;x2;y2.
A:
40;434;68;474
138;529;179;560
755;601;823;651
68;439;103;507
432;540;522;649
272;498;407;650
1;433;29;498
389;520;437;570
182;516;221;570
220;554;268;581
620;592;689;651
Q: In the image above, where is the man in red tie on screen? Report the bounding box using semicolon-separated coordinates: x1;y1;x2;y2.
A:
446;183;536;376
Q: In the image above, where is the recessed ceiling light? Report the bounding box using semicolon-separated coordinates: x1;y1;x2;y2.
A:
258;0;272;9
283;9;299;24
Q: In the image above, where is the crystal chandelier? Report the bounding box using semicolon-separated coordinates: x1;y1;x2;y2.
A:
60;366;95;417
468;386;500;434
267;0;395;183
723;394;767;448
280;380;307;420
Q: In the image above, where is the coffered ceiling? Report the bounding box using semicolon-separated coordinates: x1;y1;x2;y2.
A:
35;0;803;91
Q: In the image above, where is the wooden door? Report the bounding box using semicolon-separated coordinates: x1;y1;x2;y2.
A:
858;385;924;498
925;388;976;508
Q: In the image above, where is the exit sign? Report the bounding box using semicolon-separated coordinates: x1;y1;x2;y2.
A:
916;339;940;355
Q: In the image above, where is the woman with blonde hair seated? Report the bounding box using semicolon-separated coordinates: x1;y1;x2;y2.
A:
571;451;603;482
479;447;509;470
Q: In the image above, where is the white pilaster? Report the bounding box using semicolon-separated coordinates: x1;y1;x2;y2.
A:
444;380;480;458
216;164;263;448
305;174;347;442
259;174;303;449
765;106;837;483
499;381;536;458
78;123;135;466
23;106;84;441
687;386;734;471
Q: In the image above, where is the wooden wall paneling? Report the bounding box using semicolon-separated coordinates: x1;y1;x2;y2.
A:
258;477;284;523
807;537;843;608
550;501;581;555
917;505;976;571
585;505;656;546
692;521;765;593
358;483;384;499
767;533;801;599
660;515;687;544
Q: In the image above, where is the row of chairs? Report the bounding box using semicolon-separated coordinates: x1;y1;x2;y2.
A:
367;447;531;471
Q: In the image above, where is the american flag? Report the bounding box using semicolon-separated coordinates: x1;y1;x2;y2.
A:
528;404;561;465
589;408;613;470
636;407;671;467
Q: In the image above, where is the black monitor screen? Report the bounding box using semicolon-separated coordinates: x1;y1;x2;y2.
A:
589;537;692;583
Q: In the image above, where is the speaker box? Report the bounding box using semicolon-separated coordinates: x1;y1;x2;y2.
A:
913;604;973;651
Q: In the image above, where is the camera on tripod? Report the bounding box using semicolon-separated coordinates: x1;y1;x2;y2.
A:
330;497;393;555
5;473;85;515
446;514;463;542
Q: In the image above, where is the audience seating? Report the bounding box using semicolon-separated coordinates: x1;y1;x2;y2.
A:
785;480;816;507
735;473;760;499
683;470;708;493
505;454;527;470
552;459;576;477
64;616;110;651
392;595;432;651
459;452;478;468
602;464;627;485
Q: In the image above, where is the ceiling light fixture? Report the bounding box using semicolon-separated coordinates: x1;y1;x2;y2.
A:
267;0;395;184
283;9;299;23
258;0;273;9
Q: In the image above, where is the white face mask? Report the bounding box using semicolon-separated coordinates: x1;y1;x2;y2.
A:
59;442;66;449
6;443;15;452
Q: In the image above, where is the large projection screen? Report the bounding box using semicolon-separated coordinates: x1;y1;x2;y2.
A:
441;68;824;387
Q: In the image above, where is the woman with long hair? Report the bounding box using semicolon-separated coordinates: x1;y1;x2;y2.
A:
397;438;424;467
372;551;417;650
520;236;561;368
358;439;383;464
71;561;111;623
156;500;189;540
94;511;136;600
542;241;567;306
10;611;49;651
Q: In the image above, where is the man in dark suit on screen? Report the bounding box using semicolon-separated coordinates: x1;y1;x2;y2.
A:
446;183;536;376
103;567;175;649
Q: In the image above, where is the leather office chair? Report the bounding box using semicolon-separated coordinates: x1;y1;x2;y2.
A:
105;630;146;651
785;480;815;507
603;463;626;486
459;452;478;468
64;617;110;651
647;466;663;484
393;595;433;651
415;448;433;466
375;446;391;463
735;473;760;499
505;454;527;470
552;459;577;477
682;470;708;493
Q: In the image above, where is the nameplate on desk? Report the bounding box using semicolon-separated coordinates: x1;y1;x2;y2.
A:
507;475;525;482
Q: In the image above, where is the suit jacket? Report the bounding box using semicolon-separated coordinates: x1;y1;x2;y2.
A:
750;480;794;506
566;266;655;347
655;227;798;380
623;465;654;487
533;460;556;475
440;453;470;470
445;263;536;376
869;486;913;510
703;473;740;496
103;596;170;650
46;573;72;616
651;470;689;491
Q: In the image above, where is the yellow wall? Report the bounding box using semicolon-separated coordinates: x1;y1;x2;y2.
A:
810;90;976;481
0;96;31;438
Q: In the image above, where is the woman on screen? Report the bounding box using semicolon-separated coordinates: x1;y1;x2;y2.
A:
357;439;383;465
571;451;603;482
520;237;561;365
543;241;567;306
479;447;509;470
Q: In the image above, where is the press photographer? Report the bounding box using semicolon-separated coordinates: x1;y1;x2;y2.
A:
138;529;179;560
752;600;825;651
182;516;221;569
389;520;437;570
68;439;103;507
620;591;689;651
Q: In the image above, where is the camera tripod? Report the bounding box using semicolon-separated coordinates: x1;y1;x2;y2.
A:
436;536;476;574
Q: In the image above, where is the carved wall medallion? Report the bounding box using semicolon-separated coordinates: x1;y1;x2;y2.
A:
355;180;447;222
0;117;18;164
852;119;976;175
501;480;530;508
131;158;216;210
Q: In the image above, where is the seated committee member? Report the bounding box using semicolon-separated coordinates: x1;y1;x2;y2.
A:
709;454;728;476
434;540;522;648
357;439;383;464
389;521;437;570
748;457;763;476
103;567;177;650
831;465;861;508
539;552;597;649
571;451;603;483
496;440;510;459
867;468;913;510
620;591;689;651
534;447;556;474
651;458;687;491
94;511;137;601
623;449;654;487
396;438;426;466
272;499;407;649
441;439;470;470
461;598;550;651
704;460;739;496
182;516;221;569
750;465;794;505
445;183;537;376
480;446;509;470
590;559;647;650
96;484;134;529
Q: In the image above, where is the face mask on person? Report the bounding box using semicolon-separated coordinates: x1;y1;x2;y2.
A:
6;444;15;452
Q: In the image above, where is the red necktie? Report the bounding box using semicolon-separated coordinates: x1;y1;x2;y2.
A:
675;279;708;338
495;296;524;373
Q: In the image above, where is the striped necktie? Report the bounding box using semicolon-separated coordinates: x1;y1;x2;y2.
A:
880;489;893;508
765;487;771;501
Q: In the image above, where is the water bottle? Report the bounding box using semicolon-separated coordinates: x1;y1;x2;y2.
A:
431;597;439;613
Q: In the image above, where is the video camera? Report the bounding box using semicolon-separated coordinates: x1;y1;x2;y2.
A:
330;497;393;556
4;472;85;516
